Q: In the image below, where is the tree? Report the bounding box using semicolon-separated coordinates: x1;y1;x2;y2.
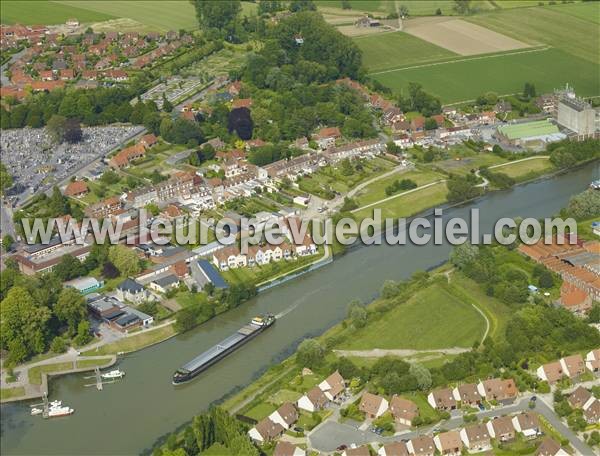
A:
162;93;173;113
0;287;51;363
2;234;14;251
46;114;67;143
296;338;324;368
289;0;316;12
53;254;85;281
347;300;367;328
381;280;400;299
566;189;600;220
341;0;351;9
228;107;253;140
399;5;409;17
64;118;83;143
446;174;482;203
192;0;241;29
523;82;536;99
0;163;13;194
55;288;87;335
453;0;471;14
74;319;92;346
108;245;141;276
409;363;432;390
538;270;554;289
50;336;67;354
424;118;438;130
450;243;479;269
175;305;199;332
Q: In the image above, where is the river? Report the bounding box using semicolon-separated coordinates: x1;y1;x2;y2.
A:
1;163;599;455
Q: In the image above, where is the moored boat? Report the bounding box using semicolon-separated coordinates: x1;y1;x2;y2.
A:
101;369;125;379
48;405;74;418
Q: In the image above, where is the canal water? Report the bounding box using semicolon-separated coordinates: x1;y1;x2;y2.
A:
1;163;598;455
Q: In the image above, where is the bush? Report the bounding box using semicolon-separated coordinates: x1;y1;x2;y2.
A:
50;337;67;354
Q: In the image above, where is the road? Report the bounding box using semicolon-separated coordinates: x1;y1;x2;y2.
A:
308;396;594;455
0;48;26;85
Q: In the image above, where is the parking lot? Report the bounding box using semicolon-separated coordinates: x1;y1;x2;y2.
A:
1;125;143;206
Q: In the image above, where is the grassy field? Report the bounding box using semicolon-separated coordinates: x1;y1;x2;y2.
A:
1;1;115;24
354;168;445;206
371;47;600;103
467;3;600;64
492;157;554;180
315;0;394;13
0;387;26;401
431;149;507;176
28;362;74;385
318;1;497;16
82;324;176;356
353;180;448;220
354;31;457;71
337;281;487;350
75;357;113;369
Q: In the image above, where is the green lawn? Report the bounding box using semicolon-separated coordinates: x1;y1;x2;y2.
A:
1;1;116;24
244;402;275;421
202;444;233;456
0;387;26;401
75;357;113;369
467;4;600;64
315;0;393;13
371;47;600;103
354;31;457;72
336;281;487;350
492;157;554;181
268;389;302;406
28;362;74;385
354;168;445;206
82;324;176;356
353;180;449;220
433;151;507;176
400;392;440;423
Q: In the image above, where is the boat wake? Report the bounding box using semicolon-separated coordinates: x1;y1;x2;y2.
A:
274;288;320;320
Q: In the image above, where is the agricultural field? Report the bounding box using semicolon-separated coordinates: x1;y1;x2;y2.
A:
402;17;529;55
371;47;600;104
335;281;487;350
315;1;395;14
467;2;600;64
354;31;456;71
1;0;115;24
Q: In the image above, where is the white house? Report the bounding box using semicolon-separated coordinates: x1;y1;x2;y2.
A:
586;349;600;373
268;402;298;430
297;386;328;413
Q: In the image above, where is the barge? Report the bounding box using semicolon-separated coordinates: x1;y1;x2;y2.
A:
172;314;275;385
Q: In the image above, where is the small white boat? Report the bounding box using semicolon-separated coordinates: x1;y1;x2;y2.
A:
48;405;74;418
101;369;125;379
49;400;62;407
30;408;43;416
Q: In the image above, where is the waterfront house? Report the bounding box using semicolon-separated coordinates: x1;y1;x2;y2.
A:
535;437;569;456
190;259;229;291
378;441;409;456
459;423;492;452
452;383;482;407
359;392;389;419
268;402;298;430
318;371;346;401
248;417;284;443
433;430;462;456
116;278;150;304
512;412;541;439
389;395;418;426
297;386;328;412
476;378;518;403
273;441;305;456
427;388;457;411
486;415;515;442
407;435;436;456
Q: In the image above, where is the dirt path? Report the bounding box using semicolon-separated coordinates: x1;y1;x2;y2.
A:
351;179;446;213
332;347;471;358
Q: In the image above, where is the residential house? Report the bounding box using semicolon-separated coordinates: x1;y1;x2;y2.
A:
586;349;600;373
64;180;89;198
535;437;569;456
459;423;492;453
116;278;150;304
273;441;305;456
476;378;518;403
342;446;370;456
85;196;122;218
318;371;346;401
232;98;252;110
560;281;592;314
568;386;593;409
149;274;180;293
583;398;600;424
248;417;284;443
313;126;341;150
359;392;389;419
512;412;541;439
433;430;462;456
560;354;586;379
406;435;436;456
537;361;565;384
389;395;418;426
452;383;482;407
377;441;409;456
427;388;457;411
140;133;158;148
268;402;298;430
190;259;229;291
297;386;328;412
486;415;515;442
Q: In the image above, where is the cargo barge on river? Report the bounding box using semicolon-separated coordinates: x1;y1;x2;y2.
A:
172;315;275;385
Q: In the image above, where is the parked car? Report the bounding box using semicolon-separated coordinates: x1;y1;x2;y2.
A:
336;444;347;451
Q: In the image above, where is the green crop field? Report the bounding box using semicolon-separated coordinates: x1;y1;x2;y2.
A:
370;47;600;103
1;1;116;25
336;282;487;350
315;0;394;13
467;3;600;64
354;31;457;71
55;1;199;31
